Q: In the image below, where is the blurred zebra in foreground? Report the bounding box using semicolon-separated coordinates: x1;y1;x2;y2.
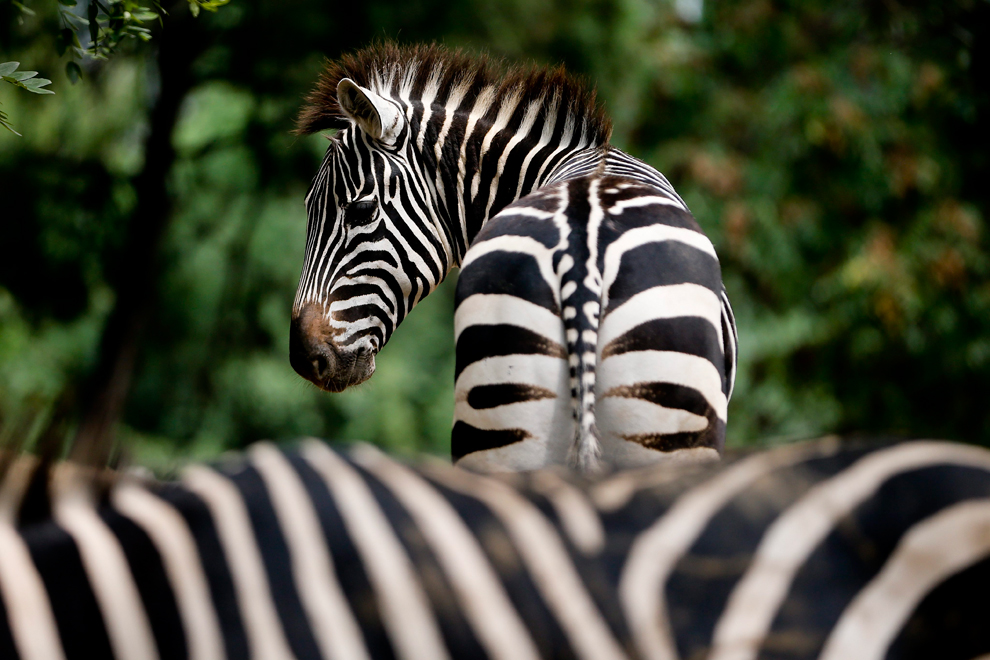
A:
288;43;736;473
2;436;989;659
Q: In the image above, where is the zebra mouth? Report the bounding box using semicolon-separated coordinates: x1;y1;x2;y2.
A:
318;348;376;392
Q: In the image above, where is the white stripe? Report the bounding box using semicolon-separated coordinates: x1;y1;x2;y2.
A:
598;351;727;421
598;284;724;352
0;457;67;660
422;463;630;660
709;441;990;660
249;444;371;660
0;522;66;660
52;469;160;660
610;195;682;212
0;457;68;660
820;499;990;660
112;482;226;660
515;94;562;200
300;441;451;660
351;445;542;660
618;439;839;660
454;294;564;344
530;470;605;556
485;99;545;220
182;464;296;660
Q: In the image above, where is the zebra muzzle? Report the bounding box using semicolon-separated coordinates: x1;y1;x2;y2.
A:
290;304;377;392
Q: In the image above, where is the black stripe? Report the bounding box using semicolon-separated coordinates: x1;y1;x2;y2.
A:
454;324;566;380
602;316;724;376
885;556;990;660
332;283;396;314
285;453;397;660
22;520;115;660
420;476;578;659
667;450;870;660
467;383;557;409
761;464;990;660
157;484;250;660
350;459;489;659
103;509;187;660
451;422;529;460
471;207;560;249
0;583;21;660
223;464;323;660
456;251;560;314
601;241;723;312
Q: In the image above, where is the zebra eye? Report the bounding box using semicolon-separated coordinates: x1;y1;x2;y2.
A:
345;199;378;226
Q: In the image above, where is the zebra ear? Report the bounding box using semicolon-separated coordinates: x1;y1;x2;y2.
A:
336;78;404;145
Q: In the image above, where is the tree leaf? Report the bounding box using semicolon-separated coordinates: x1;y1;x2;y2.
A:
66;61;82;84
0;62;19;77
0;108;23;136
9;70;38;81
23;78;54;94
130;9;158;21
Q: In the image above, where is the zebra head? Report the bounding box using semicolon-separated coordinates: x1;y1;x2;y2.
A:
291;77;443;392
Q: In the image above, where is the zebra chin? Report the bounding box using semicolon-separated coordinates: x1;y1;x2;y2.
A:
290;304;378;392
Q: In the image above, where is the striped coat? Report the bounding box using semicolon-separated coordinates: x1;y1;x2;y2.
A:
2;437;988;659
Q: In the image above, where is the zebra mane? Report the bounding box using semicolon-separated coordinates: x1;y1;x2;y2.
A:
296;42;613;146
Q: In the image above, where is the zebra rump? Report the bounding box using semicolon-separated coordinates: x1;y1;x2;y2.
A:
1;437;989;659
454;174;736;473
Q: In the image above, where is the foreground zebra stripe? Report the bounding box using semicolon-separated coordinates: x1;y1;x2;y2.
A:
2;437;990;659
248;445;369;660
183;465;296;660
0;459;65;660
301;441;451;660
820;499;990;660
619;438;835;660
710;442;990;660
419;454;631;660
54;472;160;660
350;446;542;660
112;483;226;660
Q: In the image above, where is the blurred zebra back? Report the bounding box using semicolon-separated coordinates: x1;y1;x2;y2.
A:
1;437;989;660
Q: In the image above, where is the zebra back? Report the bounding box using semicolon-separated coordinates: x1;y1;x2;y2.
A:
2;437;990;659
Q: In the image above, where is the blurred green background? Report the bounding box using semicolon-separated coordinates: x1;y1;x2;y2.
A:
1;0;988;470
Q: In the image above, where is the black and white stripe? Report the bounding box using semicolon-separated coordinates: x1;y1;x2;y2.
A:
2;437;989;659
289;44;736;472
453;165;736;472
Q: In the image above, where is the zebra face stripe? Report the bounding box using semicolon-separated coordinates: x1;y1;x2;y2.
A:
291;119;451;392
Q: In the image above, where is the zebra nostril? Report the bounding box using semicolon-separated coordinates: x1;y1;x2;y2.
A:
312;353;329;379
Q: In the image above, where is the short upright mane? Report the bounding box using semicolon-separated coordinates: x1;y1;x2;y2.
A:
296;42;612;147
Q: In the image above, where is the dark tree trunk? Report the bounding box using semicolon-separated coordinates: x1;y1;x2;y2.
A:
72;8;203;464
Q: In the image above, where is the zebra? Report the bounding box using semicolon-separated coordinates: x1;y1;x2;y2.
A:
289;43;737;473
2;436;989;659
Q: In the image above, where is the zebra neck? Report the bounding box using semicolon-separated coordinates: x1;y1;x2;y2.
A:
438;118;604;266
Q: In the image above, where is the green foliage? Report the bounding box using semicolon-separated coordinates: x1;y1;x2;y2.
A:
1;0;988;464
0;60;52;133
0;0;231;135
